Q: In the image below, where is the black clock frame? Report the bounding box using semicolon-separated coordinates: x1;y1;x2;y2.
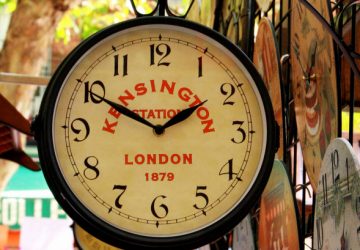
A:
33;16;277;249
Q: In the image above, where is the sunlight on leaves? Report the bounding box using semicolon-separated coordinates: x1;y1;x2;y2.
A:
0;0;17;13
55;0;157;44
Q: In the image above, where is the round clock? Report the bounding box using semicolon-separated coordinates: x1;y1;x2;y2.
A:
253;17;284;160
314;138;360;250
258;160;301;250
290;0;338;191
34;16;277;249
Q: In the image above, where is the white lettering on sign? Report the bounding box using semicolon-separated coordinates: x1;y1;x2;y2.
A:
50;200;67;219
0;197;68;229
1;198;17;226
34;199;42;218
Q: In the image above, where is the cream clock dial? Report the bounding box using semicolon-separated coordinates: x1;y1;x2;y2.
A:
34;17;276;249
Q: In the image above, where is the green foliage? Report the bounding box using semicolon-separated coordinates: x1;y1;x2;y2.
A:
55;0;194;44
0;0;17;12
167;0;193;15
56;0;157;44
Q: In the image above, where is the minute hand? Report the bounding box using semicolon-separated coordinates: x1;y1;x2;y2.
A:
92;92;156;130
161;100;208;130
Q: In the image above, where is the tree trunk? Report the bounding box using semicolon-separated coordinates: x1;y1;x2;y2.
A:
0;0;79;193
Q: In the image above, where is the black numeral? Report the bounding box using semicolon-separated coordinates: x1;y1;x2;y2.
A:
114;54;128;76
220;83;235;105
113;185;127;209
150;43;171;66
83;156;100;180
219;159;237;181
193;186;209;210
356;196;360;215
315;218;323;250
322;174;328;205
231;121;246;143
151;195;169;219
84;80;105;103
70;118;90;142
346;158;350;191
331;149;339;184
198;56;203;77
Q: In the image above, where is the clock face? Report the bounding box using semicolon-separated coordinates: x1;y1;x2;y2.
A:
36;17;276;249
253;17;284;160
290;0;338;191
314;138;360;250
258;160;300;250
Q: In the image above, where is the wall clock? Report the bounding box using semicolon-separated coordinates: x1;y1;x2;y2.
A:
253;17;285;160
314;138;360;250
258;160;301;250
33;16;277;249
290;0;338;191
72;223;121;250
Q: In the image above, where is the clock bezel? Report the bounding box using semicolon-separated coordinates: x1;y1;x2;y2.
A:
35;16;277;249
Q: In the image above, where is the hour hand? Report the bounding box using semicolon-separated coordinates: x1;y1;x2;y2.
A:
91;92;156;130
159;100;208;132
